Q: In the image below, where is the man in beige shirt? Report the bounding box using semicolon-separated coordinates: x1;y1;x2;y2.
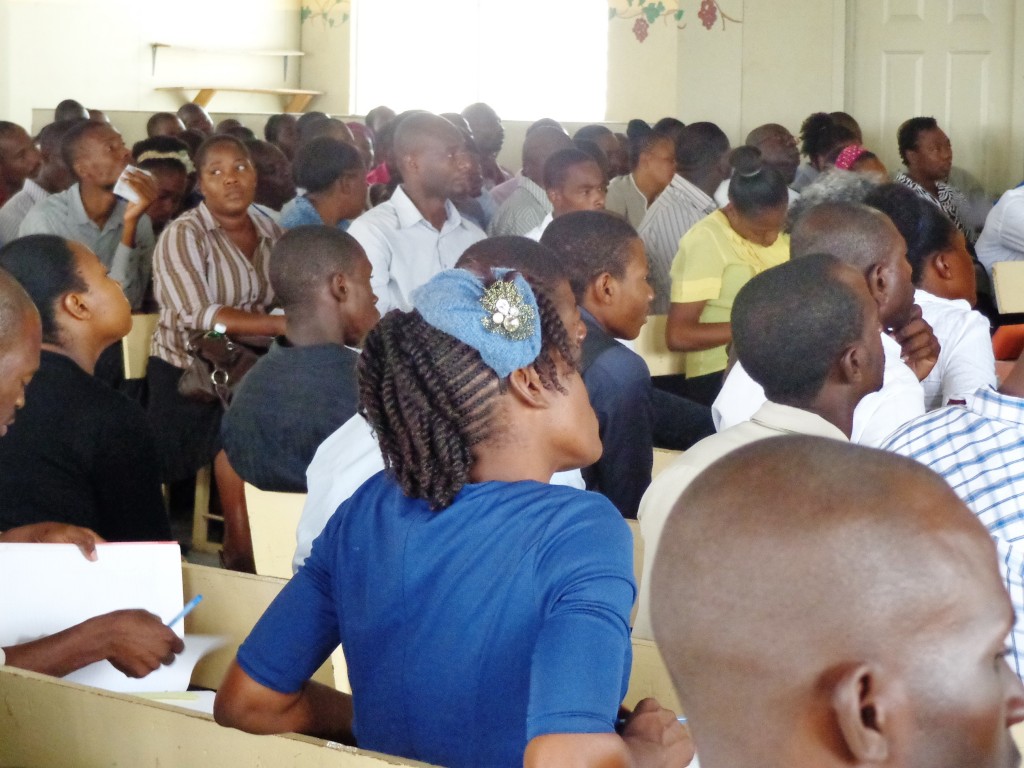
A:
634;252;885;638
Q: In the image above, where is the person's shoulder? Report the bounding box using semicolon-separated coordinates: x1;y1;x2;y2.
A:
19;188;69;227
348;199;400;234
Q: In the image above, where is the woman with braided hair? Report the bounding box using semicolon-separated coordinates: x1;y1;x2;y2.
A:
215;267;691;768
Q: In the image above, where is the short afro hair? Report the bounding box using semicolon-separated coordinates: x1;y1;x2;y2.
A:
542;147;598;190
897;116;939;165
733;253;866;404
541;210;638;302
293;136;364;193
864;183;956;285
268;226;366;316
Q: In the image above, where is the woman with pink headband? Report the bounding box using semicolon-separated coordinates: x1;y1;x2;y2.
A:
830;143;889;178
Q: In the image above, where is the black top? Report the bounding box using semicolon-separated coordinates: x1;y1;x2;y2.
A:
0;350;171;541
578;309;654;519
221;339;360;492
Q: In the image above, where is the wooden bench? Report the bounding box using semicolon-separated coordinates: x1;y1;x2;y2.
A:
0;666;431;767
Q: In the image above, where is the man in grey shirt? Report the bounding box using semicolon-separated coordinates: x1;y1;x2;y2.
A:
19;120;157;309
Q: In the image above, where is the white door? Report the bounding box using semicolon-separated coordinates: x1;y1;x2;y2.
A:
847;0;1024;195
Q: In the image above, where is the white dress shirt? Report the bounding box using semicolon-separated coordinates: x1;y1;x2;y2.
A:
976;186;1024;279
347;185;485;315
713;333;925;447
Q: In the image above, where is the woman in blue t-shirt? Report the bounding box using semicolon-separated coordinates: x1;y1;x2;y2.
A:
214;252;691;768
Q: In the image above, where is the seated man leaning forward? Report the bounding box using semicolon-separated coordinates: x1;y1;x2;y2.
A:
18;119;157;309
346;112;485;315
634;253;885;639
215;267;692;768
542;211;714;519
713;201;937;446
221;226;380;493
651;435;1024;768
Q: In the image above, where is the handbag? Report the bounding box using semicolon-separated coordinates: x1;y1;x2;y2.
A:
177;330;271;408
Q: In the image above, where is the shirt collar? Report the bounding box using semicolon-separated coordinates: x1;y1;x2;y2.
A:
390;185;463;232
669;174;716;209
968;387;1024;429
518;176;549;208
195;200;279;240
749;401;849;441
21;178;47;203
67;182;125;231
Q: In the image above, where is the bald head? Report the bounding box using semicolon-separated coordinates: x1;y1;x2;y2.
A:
392;112;457;159
521;126;574;184
0;267;42;432
651;436;1020;768
790;202;900;273
0;268;39;357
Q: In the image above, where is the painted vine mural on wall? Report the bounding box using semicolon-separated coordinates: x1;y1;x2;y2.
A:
609;0;741;42
301;0;350;27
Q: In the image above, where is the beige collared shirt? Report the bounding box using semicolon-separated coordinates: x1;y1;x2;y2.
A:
633;401;848;640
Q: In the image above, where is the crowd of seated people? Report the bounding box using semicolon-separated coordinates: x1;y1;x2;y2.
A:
5;95;1024;768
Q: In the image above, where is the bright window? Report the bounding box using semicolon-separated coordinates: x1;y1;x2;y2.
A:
350;0;608;121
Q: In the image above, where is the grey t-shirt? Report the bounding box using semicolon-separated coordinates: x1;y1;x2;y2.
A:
222;339;360;492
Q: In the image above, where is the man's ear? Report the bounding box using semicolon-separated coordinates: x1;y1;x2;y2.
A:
61;291;91;322
506;365;550;410
865;263;888;308
592;271;617;307
328;272;348;303
831;662;896;763
836;342;862;385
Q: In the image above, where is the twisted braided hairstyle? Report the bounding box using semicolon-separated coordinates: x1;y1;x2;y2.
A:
358;276;577;510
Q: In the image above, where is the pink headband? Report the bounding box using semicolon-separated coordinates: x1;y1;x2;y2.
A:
834;144;868;171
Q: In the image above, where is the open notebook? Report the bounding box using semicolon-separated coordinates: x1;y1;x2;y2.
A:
0;541;223;695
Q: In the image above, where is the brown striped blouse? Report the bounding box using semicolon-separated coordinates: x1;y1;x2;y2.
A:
151;202;282;369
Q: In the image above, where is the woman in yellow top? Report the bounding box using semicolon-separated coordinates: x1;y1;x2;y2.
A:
665;147;790;405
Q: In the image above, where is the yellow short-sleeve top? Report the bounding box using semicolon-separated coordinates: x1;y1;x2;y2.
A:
670;210;790;377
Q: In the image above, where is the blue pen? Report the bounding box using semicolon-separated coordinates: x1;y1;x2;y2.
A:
166;594;203;628
615;714;687;729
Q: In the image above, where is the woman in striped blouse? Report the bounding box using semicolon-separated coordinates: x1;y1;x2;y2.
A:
147;135;284;545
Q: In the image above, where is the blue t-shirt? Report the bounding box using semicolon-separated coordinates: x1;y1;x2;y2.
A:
279;194;350;231
237;471;635;767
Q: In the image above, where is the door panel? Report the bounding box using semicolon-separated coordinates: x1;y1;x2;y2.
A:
849;0;1017;193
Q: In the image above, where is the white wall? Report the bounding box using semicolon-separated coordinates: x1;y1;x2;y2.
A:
0;0;302;128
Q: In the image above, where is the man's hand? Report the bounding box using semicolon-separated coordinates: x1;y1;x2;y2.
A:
889;305;940;381
90;609;185;678
120;168;158;224
621;697;694;767
0;523;104;560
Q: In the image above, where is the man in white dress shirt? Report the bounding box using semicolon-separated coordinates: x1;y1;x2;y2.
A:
347;112;485;315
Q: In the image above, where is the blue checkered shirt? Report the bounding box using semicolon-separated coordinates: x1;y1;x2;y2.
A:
883;387;1024;677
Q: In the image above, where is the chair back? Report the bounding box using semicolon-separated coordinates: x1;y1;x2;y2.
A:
244;484;306;579
635;315;686;377
121;313;159;379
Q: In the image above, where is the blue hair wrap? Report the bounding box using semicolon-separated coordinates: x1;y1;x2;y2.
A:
411;268;542;379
